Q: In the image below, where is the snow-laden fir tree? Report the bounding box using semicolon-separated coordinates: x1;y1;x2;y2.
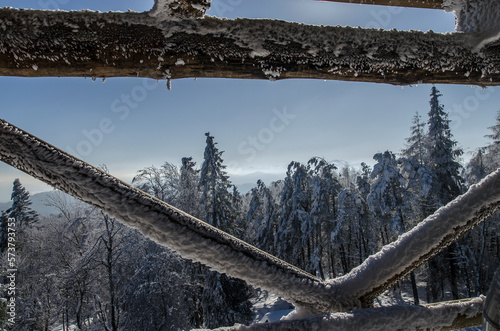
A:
402;112;427;166
275;161;311;269
426;86;464;204
485;109;500;170
178;156;201;217
307;157;340;279
368;151;421;304
199;132;235;233
6;178;38;227
368;151;412;244
486;109;500;145
245;183;265;245
198;133;253;328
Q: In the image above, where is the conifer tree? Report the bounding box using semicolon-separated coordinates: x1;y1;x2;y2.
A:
426;86;463;204
198;132;234;233
484;109;500;170
178;157;201;217
486;109;500;145
402;112;427;166
6;178;38;227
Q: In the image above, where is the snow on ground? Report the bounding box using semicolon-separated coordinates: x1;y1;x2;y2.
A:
250;289;295;324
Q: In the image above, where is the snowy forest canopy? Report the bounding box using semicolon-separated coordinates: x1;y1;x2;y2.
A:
1;86;500;330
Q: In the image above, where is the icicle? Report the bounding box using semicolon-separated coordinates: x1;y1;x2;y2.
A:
91;76;96;82
102;77;106;83
167;78;172;90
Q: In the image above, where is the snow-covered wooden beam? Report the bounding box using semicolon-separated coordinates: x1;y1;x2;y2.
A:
316;0;444;9
211;297;484;330
328;167;500;308
1;7;500;85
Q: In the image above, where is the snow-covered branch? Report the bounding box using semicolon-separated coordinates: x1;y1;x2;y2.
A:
209;297;484;331
1;7;500;85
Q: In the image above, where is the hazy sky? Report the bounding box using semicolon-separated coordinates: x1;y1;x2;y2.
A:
0;0;499;202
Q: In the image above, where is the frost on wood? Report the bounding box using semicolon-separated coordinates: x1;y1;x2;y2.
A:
1;7;500;85
149;0;211;19
210;297;484;331
0;118;499;318
444;0;500;48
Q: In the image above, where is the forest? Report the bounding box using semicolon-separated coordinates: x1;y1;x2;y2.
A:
1;86;500;330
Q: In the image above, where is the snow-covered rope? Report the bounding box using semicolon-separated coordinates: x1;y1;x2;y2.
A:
208;297;484;331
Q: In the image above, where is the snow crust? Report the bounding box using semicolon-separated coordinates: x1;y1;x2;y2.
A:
444;0;500;48
208;297;484;331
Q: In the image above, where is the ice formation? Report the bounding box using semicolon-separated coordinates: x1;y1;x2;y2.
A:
149;0;211;20
444;0;500;48
208;297;484;330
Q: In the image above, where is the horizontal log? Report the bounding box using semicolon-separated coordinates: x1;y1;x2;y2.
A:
315;0;444;9
0;8;499;85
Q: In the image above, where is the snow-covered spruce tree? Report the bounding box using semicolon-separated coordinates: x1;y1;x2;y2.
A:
178;156;201;217
368;151;421;304
245;183;265;245
307;157;341;279
486;109;500;145
425;87;465;302
402;112;427;166
198;133;252;328
368;151;417;244
6;178;38;228
255;180;278;255
426;86;464;205
275;161;311;270
199;132;235;233
464;148;489;186
484;109;500;171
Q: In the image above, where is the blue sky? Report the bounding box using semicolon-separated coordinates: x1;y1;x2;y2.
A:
0;0;499;202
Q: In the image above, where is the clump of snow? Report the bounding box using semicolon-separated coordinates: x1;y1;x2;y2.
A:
444;0;500;48
207;297;484;330
148;0;210;20
175;58;185;65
